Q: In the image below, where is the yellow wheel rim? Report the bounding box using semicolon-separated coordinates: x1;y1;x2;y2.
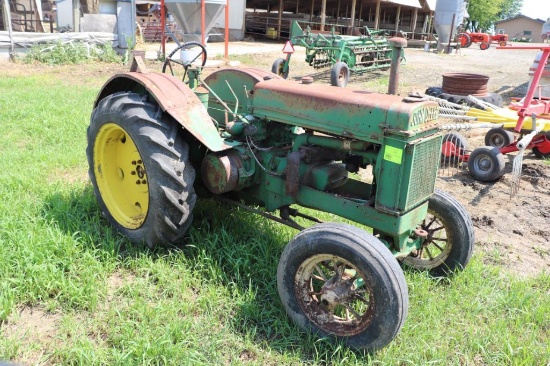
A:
94;123;149;229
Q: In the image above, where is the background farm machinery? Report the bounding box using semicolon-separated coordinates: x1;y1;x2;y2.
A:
271;21;403;87
433;46;550;186
458;31;509;50
86;42;474;352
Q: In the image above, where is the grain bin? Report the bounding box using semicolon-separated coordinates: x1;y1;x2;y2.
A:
434;0;467;52
165;0;227;42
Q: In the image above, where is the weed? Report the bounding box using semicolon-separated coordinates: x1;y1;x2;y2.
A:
23;41;122;65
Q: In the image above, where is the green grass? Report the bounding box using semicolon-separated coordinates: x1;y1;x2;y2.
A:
0;65;549;365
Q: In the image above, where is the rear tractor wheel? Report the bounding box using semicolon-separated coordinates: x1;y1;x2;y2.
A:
87;92;197;248
459;33;472;48
277;223;408;351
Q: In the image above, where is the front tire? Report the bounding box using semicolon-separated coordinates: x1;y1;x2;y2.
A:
402;190;475;277
277;223;408;351
87;92;196;248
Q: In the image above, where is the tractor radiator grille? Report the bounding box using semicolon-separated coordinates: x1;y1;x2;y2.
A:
402;135;442;211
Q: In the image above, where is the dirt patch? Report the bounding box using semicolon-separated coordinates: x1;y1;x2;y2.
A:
2;307;61;364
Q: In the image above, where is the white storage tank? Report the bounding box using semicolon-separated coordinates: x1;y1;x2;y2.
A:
165;0;226;43
434;0;467;52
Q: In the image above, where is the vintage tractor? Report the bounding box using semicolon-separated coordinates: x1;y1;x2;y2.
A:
458;32;492;50
86;42;474;352
272;21;396;87
459;31;509;50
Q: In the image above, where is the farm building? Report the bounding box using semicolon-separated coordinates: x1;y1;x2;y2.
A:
494;15;546;43
0;0;438;42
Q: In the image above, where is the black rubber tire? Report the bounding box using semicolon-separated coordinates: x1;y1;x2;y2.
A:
532;132;550;159
277;222;408;351
271;58;289;79
402;190;475;277
162;41;207;81
330;61;350;87
499;41;507;47
425;86;443;96
87;92;196;248
424;88;503;107
441;132;468;164
480;42;490;50
467;146;506;182
459;33;472;48
484;127;515;148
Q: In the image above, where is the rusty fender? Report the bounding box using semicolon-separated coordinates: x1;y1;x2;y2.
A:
93;72;231;152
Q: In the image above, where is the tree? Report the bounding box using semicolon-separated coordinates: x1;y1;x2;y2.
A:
466;0;523;31
498;0;523;20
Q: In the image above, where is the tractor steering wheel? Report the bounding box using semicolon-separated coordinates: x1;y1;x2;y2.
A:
162;42;207;82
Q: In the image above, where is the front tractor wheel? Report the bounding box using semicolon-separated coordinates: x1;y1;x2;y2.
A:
402;190;475;277
87;92;196;248
277;223;408;351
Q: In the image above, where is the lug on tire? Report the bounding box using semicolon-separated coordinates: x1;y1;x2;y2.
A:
484;127;514;148
87;92;197;248
467;146;505;182
402;190;475;277
272;58;289;79
277;222;408;351
331;62;350;87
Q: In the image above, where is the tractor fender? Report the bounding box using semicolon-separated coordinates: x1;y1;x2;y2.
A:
93;72;232;152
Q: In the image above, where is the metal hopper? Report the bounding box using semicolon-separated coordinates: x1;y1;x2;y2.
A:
165;0;227;42
434;0;467;51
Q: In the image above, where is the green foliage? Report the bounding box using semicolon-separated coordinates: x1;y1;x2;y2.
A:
467;0;522;30
23;41;122;65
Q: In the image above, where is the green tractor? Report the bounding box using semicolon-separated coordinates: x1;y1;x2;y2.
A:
86;42;474;352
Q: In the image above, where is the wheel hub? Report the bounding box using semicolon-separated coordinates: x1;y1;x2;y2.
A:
319;273;355;310
477;156;492;170
94;123;149;229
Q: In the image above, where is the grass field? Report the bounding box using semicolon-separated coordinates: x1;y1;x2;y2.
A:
0;62;549;365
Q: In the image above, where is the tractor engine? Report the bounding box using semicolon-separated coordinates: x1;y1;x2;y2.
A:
202;71;442;227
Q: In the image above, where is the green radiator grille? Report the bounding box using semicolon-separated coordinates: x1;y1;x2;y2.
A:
402;135;442;211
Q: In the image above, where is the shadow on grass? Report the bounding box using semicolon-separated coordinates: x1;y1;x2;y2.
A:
40;186;369;360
